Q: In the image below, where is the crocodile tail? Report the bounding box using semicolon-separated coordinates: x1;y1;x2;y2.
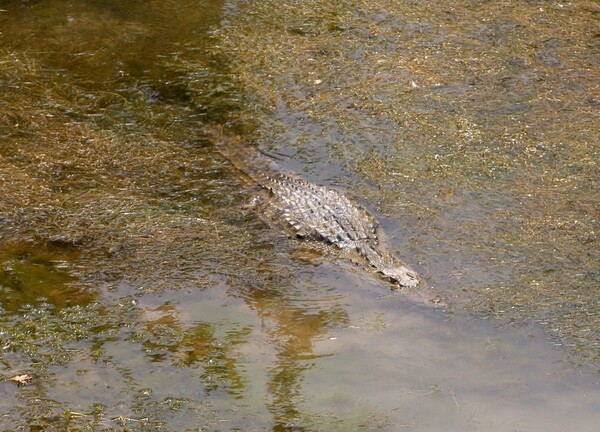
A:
202;126;279;184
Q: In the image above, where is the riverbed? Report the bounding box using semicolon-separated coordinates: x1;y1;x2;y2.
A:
0;1;598;430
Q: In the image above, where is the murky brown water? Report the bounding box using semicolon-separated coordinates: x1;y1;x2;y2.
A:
0;0;598;430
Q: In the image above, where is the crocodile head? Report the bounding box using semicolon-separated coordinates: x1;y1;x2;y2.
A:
378;266;419;288
379;266;446;306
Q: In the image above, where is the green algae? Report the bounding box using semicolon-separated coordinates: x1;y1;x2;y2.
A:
215;0;599;364
0;0;598;430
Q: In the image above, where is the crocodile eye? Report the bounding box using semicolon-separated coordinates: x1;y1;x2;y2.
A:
391;275;405;284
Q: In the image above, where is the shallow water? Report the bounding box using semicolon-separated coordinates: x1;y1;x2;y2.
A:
0;0;598;430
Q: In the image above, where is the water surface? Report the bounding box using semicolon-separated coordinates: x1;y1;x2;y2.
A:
0;0;598;430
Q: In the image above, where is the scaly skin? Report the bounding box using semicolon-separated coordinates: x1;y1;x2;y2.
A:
262;172;418;286
211;131;443;306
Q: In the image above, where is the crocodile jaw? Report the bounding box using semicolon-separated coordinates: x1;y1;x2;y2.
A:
378;266;419;288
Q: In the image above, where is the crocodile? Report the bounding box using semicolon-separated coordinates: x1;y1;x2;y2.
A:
211;131;443;306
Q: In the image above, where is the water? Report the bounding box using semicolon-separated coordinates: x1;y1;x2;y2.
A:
0;0;598;430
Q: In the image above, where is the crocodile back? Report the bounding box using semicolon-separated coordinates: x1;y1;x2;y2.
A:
262;173;378;247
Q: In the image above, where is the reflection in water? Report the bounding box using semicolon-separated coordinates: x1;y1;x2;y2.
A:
251;291;348;430
140;301;250;395
220;261;350;429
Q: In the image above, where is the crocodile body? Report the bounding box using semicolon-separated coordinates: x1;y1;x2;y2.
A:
258;171;419;288
212;132;442;305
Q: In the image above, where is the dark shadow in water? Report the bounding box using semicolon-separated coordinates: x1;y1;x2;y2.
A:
0;242;97;311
